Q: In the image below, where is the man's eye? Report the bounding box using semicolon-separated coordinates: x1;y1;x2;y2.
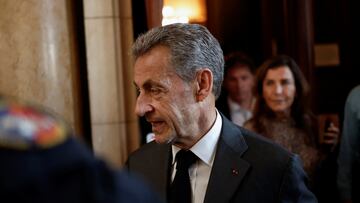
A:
150;87;161;94
241;76;249;80
136;88;141;96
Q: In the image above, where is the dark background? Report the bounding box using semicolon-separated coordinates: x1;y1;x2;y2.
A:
132;0;360;139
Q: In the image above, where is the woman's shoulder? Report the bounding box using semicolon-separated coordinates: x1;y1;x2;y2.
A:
244;115;270;131
243;119;255;131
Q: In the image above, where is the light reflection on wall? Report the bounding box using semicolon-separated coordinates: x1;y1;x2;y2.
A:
162;0;207;25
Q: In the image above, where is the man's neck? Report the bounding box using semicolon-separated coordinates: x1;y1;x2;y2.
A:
173;102;217;150
173;108;218;150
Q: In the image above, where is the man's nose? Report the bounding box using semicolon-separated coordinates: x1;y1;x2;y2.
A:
237;79;243;87
135;93;153;117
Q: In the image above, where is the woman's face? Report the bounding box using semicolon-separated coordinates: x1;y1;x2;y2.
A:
262;66;296;117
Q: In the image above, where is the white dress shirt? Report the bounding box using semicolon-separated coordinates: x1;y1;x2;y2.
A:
228;97;253;126
171;110;222;203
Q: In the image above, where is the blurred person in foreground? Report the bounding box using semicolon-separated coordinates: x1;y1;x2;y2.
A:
216;51;256;126
126;23;316;203
337;85;360;203
244;55;339;202
0;96;161;203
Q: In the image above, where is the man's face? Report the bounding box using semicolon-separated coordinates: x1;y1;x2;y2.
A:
224;65;254;103
134;46;199;144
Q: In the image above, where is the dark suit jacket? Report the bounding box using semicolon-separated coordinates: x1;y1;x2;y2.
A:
126;114;317;203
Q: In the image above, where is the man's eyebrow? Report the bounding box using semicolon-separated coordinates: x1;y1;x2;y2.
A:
133;79;163;89
133;82;139;88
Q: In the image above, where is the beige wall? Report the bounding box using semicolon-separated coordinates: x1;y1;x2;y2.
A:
83;0;140;167
0;0;140;168
0;0;80;132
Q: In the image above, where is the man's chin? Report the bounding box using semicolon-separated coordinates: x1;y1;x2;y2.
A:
153;133;175;144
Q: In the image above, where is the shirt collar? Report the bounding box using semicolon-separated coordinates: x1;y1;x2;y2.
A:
227;97;256;112
227;97;242;112
172;109;222;167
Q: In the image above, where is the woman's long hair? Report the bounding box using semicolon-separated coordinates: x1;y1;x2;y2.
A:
250;55;317;145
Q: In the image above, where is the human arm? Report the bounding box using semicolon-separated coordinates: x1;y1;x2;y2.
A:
337;87;360;202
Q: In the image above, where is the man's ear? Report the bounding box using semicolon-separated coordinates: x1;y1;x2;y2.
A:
194;69;213;102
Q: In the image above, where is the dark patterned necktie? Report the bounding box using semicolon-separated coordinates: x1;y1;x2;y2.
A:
170;150;198;203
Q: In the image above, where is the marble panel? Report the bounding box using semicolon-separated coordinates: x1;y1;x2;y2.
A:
118;18;138;122
119;0;132;18
85;18;121;124
83;0;114;18
0;0;76;124
91;123;127;167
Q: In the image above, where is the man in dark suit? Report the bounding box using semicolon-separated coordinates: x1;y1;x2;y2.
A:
127;23;317;203
216;52;256;127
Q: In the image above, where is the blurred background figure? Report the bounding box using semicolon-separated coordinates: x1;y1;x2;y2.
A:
216;52;256;126
337;85;360;203
244;55;340;202
0;96;161;203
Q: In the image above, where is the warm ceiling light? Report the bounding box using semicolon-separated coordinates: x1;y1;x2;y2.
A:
162;0;207;25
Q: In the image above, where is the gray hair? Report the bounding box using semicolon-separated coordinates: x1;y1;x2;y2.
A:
132;23;224;99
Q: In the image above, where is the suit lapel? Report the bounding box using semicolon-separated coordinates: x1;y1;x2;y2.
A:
204;115;250;203
143;143;172;200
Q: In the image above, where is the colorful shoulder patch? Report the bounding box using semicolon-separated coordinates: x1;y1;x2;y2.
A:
0;97;69;150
